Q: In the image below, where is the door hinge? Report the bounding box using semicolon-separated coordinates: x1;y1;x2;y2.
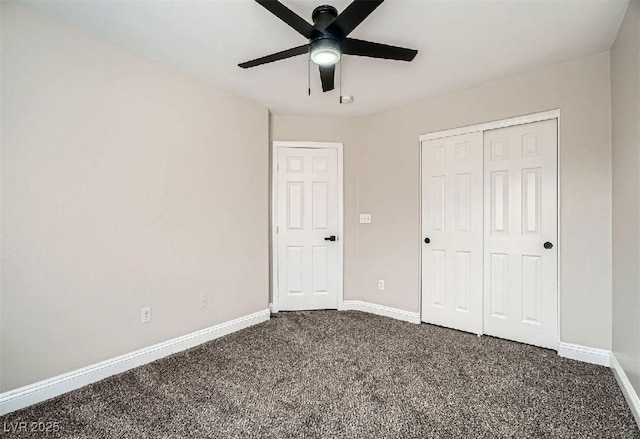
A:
276;225;279;233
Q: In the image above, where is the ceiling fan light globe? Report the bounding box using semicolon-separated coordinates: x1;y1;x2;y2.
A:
311;49;341;66
310;39;341;66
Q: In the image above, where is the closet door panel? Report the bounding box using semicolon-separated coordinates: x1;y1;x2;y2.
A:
421;133;483;335
483;119;558;350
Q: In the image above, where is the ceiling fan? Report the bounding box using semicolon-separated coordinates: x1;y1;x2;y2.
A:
238;0;418;92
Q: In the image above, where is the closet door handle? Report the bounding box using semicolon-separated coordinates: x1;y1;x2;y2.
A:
424;237;430;244
544;242;553;249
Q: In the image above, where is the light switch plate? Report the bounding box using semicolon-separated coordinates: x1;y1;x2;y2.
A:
359;213;372;224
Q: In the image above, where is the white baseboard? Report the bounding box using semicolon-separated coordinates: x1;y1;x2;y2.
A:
557;342;611;366
342;300;421;324
610;353;640;428
0;309;270;416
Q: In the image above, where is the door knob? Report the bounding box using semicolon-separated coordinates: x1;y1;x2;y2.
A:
544;242;553;249
324;236;337;242
424;237;430;244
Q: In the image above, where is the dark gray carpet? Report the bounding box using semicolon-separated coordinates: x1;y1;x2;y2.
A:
1;310;638;438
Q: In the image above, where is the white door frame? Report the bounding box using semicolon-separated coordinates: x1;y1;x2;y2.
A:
271;141;344;313
418;109;561;346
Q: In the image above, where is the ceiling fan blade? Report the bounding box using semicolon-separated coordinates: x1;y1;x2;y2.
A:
239;44;309;68
255;0;318;39
326;0;384;37
319;65;335;92
342;38;417;61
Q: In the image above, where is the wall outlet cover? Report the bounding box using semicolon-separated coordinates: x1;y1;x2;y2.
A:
140;306;152;324
199;293;209;309
359;213;372;224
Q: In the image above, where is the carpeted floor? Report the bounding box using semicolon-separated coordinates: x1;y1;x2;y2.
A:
1;310;638;438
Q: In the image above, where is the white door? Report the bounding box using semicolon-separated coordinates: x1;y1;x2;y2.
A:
276;147;340;311
483;119;558;349
421;132;484;334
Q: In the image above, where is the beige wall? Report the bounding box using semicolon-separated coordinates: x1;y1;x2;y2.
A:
274;52;613;350
612;0;640;397
0;3;269;391
269;116;361;301
357;52;613;350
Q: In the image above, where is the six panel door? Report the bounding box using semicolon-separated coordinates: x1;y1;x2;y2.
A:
421;132;484;334
483;119;558;349
277;147;339;311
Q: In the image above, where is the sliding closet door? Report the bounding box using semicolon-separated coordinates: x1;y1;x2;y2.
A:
421;132;483;335
483;119;558;349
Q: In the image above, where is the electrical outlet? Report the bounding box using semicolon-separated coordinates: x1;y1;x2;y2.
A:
140;306;152;324
378;280;384;290
359;213;372;224
199;293;209;309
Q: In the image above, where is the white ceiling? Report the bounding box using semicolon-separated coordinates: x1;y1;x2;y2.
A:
21;0;628;117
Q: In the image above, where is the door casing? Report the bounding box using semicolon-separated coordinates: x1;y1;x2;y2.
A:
418;109;561;348
271;141;344;313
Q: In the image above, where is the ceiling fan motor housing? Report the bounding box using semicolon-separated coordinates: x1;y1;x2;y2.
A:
309;5;341;66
